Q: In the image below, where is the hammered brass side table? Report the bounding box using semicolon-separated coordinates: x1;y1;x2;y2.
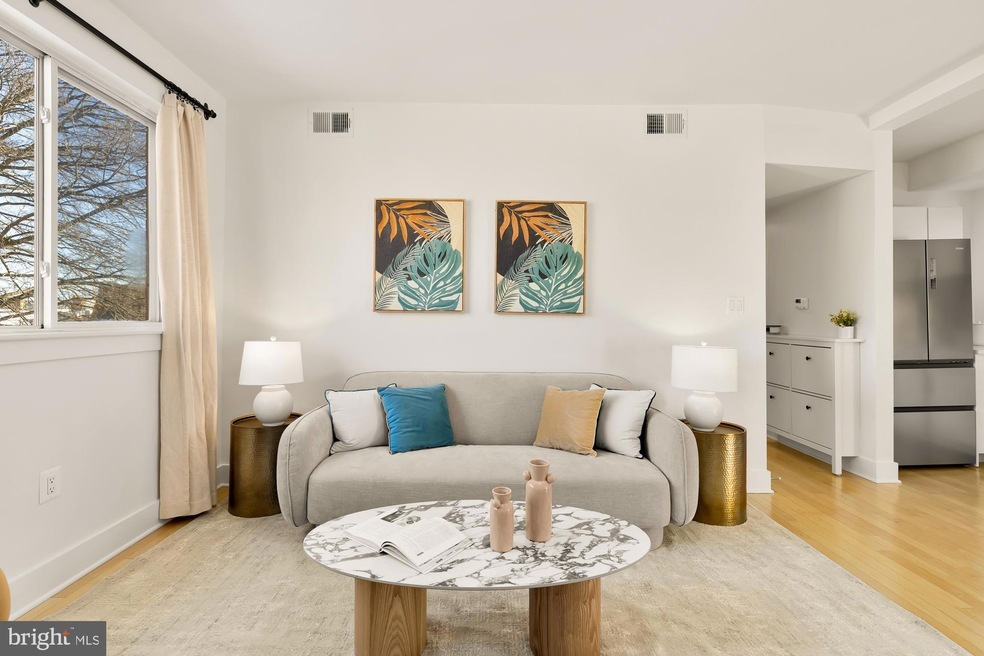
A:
229;413;300;518
686;421;747;526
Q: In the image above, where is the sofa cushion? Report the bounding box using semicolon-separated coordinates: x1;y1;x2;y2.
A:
591;384;656;458
534;386;605;456
306;444;670;531
378;384;455;453
325;388;390;455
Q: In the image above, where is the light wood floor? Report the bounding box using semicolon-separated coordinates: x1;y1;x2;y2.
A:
18;451;984;654
17;487;229;621
750;439;984;655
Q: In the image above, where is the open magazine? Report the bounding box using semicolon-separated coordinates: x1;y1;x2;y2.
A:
344;510;470;573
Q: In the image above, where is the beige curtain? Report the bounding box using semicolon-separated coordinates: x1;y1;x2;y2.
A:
157;93;217;520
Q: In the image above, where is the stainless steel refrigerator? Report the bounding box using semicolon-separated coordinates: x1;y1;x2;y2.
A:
894;239;976;466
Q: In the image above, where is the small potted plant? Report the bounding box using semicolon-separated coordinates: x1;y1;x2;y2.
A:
829;309;858;339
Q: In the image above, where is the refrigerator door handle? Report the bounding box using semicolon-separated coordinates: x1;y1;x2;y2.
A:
929;257;937;290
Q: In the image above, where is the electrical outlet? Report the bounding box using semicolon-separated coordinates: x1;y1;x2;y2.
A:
727;296;745;314
39;466;60;504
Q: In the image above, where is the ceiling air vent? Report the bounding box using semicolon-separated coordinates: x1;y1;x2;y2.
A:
311;109;352;136
645;110;687;137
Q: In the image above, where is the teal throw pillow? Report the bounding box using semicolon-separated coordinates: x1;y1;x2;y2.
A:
377;384;455;454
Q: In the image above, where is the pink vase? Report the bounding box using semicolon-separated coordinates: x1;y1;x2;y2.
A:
489;486;515;552
523;459;556;542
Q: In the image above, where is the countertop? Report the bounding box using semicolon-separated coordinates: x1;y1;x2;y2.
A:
766;334;865;344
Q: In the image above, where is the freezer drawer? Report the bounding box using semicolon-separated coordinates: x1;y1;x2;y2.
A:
894;410;976;466
791;345;833;397
766;343;790;387
894;366;975;408
791;392;834;450
767;385;791;433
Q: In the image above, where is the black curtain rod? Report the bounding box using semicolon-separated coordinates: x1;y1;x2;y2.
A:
27;0;217;120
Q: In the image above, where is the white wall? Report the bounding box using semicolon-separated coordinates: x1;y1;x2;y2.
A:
767;174;875;336
766;174;890;473
764;109;897;482
0;1;226;618
221;102;773;494
970;189;984;324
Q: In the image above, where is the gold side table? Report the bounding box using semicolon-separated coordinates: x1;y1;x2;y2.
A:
229;413;300;518
686;421;747;526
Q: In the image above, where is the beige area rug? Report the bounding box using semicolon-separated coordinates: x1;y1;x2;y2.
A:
51;505;965;655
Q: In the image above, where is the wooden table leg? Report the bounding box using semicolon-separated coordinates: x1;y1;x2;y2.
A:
354;579;426;656
529;578;601;656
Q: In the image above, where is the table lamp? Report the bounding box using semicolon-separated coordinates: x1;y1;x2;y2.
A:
239;337;304;426
671;342;738;431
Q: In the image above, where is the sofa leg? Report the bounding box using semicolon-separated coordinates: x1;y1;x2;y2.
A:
644;526;664;550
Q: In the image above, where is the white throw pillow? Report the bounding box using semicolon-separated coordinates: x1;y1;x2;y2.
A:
325;387;391;454
590;384;656;458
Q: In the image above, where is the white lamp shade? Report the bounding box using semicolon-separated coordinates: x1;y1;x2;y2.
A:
671;344;738;392
239;339;304;386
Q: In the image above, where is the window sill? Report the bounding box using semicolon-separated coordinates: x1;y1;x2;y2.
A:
0;326;162;366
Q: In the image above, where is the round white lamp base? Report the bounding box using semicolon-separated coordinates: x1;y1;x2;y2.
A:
684;391;723;431
253;385;294;426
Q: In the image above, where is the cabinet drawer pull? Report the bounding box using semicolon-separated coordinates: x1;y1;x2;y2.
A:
805;405;812;410
769;395;775;400
768;351;774;356
805;356;812;361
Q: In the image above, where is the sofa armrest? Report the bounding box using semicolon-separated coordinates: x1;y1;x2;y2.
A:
642;408;698;526
277;404;333;527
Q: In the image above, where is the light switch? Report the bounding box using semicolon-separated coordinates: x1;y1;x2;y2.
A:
727;296;744;314
795;297;809;310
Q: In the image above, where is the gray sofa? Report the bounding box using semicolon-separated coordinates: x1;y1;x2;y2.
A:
277;371;698;548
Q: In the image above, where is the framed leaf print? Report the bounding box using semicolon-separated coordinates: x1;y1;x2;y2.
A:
374;199;465;312
495;200;586;314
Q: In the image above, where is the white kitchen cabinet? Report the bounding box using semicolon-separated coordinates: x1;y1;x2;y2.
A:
766;343;790;387
893;206;927;240
894;206;964;240
791;345;834;397
766;335;862;475
767;385;791;433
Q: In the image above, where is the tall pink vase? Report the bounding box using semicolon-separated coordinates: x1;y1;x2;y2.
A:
489;486;515;552
524;459;556;542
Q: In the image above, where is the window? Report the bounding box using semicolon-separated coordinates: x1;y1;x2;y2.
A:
0;38;38;326
57;78;149;322
0;32;155;330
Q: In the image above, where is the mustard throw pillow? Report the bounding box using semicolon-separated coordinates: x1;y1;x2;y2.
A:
534;386;606;457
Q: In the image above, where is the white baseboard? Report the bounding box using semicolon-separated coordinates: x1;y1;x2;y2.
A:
10;500;164;620
216;463;229;488
747;468;773;494
843;456;901;483
773;434;831;464
771;434;900;483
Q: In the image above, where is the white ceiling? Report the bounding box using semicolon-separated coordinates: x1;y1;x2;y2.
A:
765;164;868;211
107;0;984;113
893;87;984;161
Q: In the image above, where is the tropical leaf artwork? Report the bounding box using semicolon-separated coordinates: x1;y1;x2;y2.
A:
495;201;586;314
398;240;463;311
374;199;464;312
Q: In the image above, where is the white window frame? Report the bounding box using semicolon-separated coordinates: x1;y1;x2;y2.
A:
0;26;160;337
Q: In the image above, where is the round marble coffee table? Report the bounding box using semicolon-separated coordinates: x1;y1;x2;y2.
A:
303;499;650;656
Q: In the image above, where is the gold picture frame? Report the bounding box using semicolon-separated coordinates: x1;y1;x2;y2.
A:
373;199;465;312
494;200;586;314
